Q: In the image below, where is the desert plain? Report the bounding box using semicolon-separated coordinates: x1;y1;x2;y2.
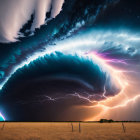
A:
0;122;140;140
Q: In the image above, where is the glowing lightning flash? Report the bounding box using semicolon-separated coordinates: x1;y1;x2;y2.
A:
83;52;140;121
0;112;5;121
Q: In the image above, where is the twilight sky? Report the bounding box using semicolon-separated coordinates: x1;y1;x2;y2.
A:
0;0;140;121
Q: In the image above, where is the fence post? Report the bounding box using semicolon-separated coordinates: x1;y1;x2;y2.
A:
79;122;81;133
71;122;73;132
1;122;5;130
122;122;126;133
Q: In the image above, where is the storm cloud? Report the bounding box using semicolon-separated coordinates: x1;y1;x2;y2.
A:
0;0;64;43
0;52;120;121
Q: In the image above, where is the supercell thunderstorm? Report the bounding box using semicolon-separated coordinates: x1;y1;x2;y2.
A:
0;0;140;121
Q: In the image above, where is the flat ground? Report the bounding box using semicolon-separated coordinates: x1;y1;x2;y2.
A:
0;122;140;140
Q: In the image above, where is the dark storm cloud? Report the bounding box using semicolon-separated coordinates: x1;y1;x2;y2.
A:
0;52;119;121
95;0;140;29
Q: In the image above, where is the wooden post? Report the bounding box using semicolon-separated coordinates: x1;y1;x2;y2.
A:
122;122;126;133
79;122;81;133
71;122;73;132
1;122;5;130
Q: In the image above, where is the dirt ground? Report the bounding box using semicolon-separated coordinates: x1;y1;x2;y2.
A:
0;122;140;140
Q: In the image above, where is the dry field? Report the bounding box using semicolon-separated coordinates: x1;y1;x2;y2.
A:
0;122;140;140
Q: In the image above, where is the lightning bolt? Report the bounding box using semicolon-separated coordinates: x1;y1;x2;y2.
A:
82;52;140;121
